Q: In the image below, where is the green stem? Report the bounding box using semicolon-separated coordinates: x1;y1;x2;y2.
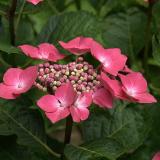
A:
143;2;153;75
61;116;73;160
8;0;17;46
15;0;26;31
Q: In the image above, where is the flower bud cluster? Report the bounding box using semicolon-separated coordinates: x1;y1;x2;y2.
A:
35;57;101;94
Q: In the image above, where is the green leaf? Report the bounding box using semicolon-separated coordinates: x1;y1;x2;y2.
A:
0;135;60;160
64;138;125;160
0;99;59;158
64;105;152;160
102;8;147;62
0;43;20;54
152;34;160;64
38;11;102;44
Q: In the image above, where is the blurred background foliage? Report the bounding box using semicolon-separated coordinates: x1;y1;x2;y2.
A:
0;0;160;160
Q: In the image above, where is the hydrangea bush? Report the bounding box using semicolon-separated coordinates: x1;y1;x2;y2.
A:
0;0;159;160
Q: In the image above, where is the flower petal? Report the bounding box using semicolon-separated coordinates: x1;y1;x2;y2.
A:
70;107;89;122
55;83;76;107
101;72;127;100
59;37;93;55
0;83;19;99
37;95;59;112
93;88;113;109
38;43;65;62
91;42;127;76
3;68;22;86
134;92;157;103
15;66;37;94
152;152;160;160
119;72;147;94
102;48;127;76
74;92;92;108
26;0;43;5
19;45;40;59
45;107;70;123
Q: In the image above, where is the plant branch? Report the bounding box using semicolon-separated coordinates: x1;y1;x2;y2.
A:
8;0;17;46
61;115;73;159
15;0;26;31
143;2;153;75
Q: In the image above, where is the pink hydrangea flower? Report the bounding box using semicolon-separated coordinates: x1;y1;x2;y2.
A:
101;72;126;100
37;83;92;123
0;36;156;123
92;88;113;109
26;0;43;5
0;66;37;99
91;41;127;76
59;37;93;55
152;152;160;160
19;43;65;62
119;73;157;103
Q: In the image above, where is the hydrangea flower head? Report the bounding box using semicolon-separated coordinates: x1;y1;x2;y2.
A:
0;36;156;123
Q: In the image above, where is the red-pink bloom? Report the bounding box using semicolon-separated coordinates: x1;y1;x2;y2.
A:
119;72;157;103
59;37;93;55
70;92;92;122
101;72;128;100
26;0;43;5
19;43;65;62
91;41;127;76
37;83;92;123
121;65;134;74
152;152;160;160
92;88;113;109
0;66;37;99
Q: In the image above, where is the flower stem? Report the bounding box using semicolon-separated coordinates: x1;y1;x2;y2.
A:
15;0;26;32
61;115;73;159
143;2;153;75
8;0;17;46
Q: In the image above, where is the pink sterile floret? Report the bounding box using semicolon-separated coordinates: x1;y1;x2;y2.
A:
19;43;65;62
37;83;92;123
26;0;43;5
152;152;160;160
91;41;127;76
59;36;93;55
119;72;157;103
0;66;37;99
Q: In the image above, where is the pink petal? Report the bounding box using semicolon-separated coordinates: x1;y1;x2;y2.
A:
153;152;160;160
119;72;148;94
3;68;22;86
15;66;37;94
59;37;93;55
91;42;127;76
70;107;81;122
55;83;76;107
93;88;113;109
102;48;127;76
121;65;134;73
0;83;19;99
133;92;157;103
37;95;59;112
70;106;89;122
74;92;92;108
26;0;43;5
45;107;70;123
19;45;40;59
38;43;65;62
101;72;127;100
